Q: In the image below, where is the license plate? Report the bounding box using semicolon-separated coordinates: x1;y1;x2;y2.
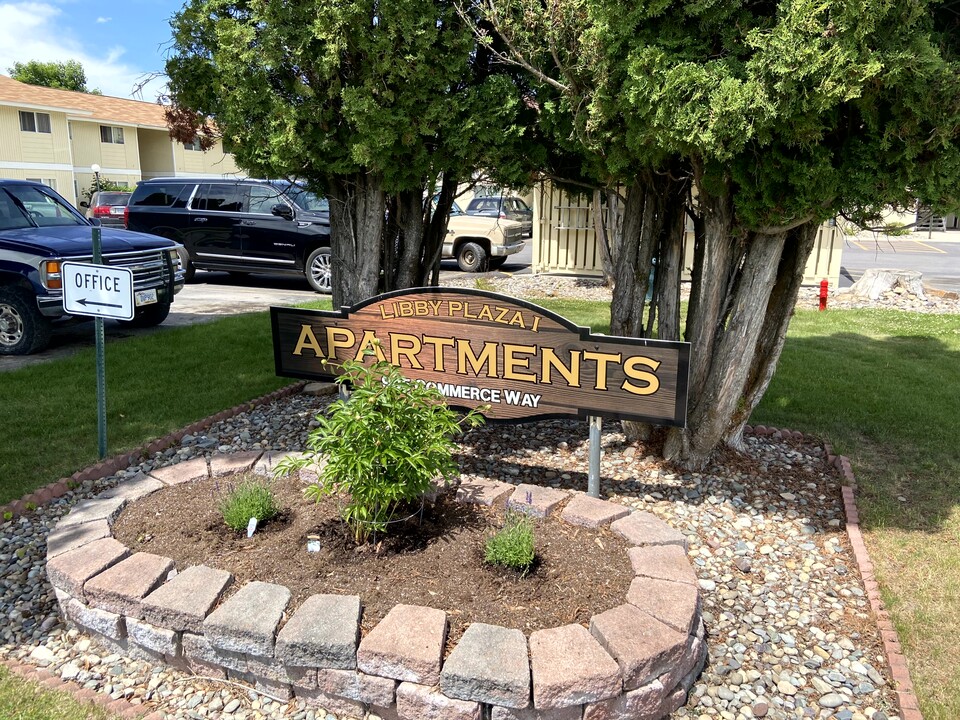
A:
135;289;158;306
110;206;124;215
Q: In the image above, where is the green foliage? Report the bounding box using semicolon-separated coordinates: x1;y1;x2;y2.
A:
8;60;99;93
218;477;280;532
2;512;11;521
485;511;536;574
276;353;485;544
82;178;130;202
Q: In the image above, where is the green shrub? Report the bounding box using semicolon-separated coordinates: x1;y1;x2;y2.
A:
219;477;280;532
485;511;536;574
276;353;485;544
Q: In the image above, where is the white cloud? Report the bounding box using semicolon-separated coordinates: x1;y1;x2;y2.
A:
95;16;110;24
0;1;164;99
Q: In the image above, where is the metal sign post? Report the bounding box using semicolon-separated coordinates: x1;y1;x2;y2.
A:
588;416;602;498
62;251;134;460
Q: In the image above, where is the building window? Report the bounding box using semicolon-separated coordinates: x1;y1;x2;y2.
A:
19;111;52;134
183;137;202;151
25;178;57;190
100;125;125;144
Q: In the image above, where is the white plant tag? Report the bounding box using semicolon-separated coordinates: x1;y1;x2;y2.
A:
247;517;258;537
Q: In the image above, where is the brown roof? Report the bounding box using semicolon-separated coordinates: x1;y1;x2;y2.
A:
0;74;168;129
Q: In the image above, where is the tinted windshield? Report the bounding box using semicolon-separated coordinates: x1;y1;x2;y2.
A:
0;186;85;230
96;192;131;206
450;201;464;216
275;184;329;212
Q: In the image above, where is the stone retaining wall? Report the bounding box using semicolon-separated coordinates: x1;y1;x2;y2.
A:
46;450;707;720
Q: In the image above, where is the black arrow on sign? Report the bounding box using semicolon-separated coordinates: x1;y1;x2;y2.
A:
78;298;123;309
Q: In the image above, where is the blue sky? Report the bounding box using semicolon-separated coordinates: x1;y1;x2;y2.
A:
0;0;180;100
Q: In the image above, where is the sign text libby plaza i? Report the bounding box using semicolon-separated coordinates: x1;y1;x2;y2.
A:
271;288;690;426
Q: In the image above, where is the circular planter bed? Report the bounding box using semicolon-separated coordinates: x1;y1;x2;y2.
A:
45;450;707;720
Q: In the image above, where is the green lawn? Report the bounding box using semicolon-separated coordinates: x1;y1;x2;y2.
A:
2;298;958;718
0;665;112;720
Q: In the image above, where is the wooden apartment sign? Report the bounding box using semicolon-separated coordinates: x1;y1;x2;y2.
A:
271;288;689;425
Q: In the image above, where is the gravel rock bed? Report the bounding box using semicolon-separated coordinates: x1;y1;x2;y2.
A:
1;275;933;720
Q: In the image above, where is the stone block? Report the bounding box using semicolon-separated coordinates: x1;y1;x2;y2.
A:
56;496;127;528
441;622;530;708
657;630;705;691
46;519;111;559
560;494;630;528
396;681;481;720
182;632;248;673
65;598;125;640
626;544;697;586
203;581;291;656
610;512;687;550
209;451;263;477
253;451;306;477
126;617;181;656
246;653;292;682
370;706;402;720
295;687;367;718
357;604;447;685
141;564;233;633
582;677;666;720
491;707;582;720
529;624;620;709
97;473;165;502
626;576;701;635
317;668;397;706
148;458;208;486
227;669;293;700
287;666;318;690
46;537;130;599
456;479;515;506
507;484;568;518
276;594;360;669
589;604;688;691
84;552;175;617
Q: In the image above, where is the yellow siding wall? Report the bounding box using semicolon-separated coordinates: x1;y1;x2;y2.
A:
172;140;241;177
69;121;142;176
138;129;176;178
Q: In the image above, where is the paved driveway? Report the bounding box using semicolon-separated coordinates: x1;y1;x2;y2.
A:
839;230;960;293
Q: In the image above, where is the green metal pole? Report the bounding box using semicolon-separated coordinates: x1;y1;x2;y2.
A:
93;224;107;459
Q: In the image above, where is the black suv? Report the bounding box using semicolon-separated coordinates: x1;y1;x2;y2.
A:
0;179;184;355
125;178;332;293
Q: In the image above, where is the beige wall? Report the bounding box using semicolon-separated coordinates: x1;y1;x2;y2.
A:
138;129;176;178
0;105;76;201
171;139;241;177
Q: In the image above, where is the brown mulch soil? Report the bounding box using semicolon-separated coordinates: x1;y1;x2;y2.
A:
112;470;633;648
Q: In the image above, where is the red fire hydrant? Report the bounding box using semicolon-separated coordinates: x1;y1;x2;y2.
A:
819;279;829;311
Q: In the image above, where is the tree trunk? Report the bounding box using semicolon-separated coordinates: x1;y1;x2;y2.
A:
594;188;616;286
425;176;459;286
664;229;786;468
326;173;386;308
392;188;427;289
655;187;685;342
724;221;819;447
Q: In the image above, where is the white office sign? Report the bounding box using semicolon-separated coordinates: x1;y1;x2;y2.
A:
62;261;135;321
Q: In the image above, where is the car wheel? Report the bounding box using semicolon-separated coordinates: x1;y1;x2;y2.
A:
488;256;508;270
457;242;488;272
0;287;52;356
177;247;195;282
306;246;332;293
120;301;171;329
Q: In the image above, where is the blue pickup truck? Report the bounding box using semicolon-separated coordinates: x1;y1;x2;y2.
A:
0;179;184;355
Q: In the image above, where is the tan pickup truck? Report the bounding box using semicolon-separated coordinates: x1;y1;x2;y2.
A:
443;200;525;272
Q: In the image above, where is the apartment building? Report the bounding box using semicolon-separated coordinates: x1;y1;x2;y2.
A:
0;74;241;205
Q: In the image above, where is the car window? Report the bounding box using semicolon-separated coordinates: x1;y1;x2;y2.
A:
194;184;243;212
247;185;285;214
97;192;131;206
131;184;190;208
507;198;530;212
1;185;84;227
275;183;329;212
